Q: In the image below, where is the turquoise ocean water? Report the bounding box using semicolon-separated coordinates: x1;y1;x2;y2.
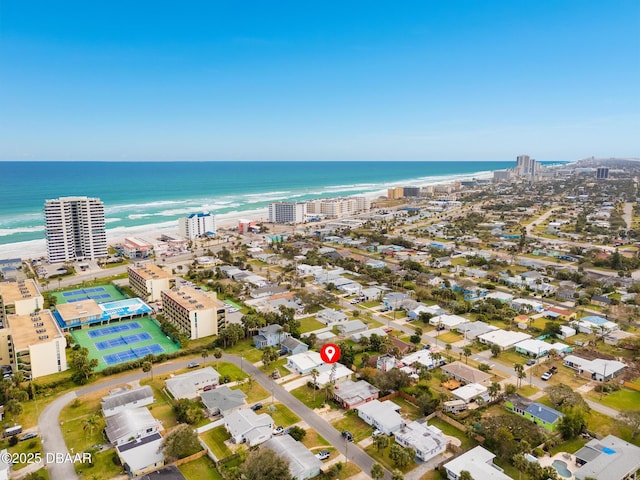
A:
0;161;558;247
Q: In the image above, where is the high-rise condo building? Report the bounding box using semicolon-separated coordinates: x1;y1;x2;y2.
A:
596;167;609;180
127;264;173;302
44;196;108;263
268;202;306;224
178;212;216;240
161;286;226;340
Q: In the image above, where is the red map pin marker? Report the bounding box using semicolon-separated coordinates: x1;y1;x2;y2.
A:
320;343;341;364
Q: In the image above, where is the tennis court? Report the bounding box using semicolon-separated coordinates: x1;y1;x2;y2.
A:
71;318;180;370
53;284;128;305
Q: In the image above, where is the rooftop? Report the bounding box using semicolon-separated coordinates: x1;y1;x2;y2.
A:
7;309;64;350
0;279;41;304
101;386;154;413
56;299;103;321
128;263;172;280
263;435;323;480
574;435;640;480
162;286;222;311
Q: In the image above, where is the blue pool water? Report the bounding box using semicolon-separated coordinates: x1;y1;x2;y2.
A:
552;460;571;478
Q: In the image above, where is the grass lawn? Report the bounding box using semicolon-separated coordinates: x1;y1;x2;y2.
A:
301;429;331;450
224;339;263;363
260;357;290;378
550;437;588;455
588;388;640;411
60;390;107;452
436;331;463;344
427;417;478;451
200;426;233;460
365;443;417;474
518;385;540;397
492;349;529;367
265;402;301;427
290;384;329;410
318;461;361;480
1;438;44;470
420;470;447;480
216;362;248;382
139;379;179;428
300;317;326;333
179;455;224;480
233;381;270;403
360;301;381;308
391;397;423;421
76;449;124;478
331;410;373;443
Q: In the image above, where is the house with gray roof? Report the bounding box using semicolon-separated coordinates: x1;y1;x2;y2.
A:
263;435;323;480
201;386;246;417
253;324;288;349
316;308;348;325
165;367;220;400
356;400;404;435
224;409;274;447
442;445;512;480
116;432;164;477
440;361;492;386
337;320;367;336
281;336;308;355
333;380;379;409
394;421;448;462
105;407;163;446
505;394;563;432
574;435;640;480
101;386;154;417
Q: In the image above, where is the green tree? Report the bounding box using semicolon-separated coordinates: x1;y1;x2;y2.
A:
391;469;404;480
213;348;223;367
618;410;640;439
82;413;100;448
287;425;306;441
459;471;474;480
310;368;320;401
70;347;99;385
142;361;153;379
374;434;390;452
490;344;501;358
371;463;385;480
512;453;528;480
513;363;525;388
462;346;472;364
488;381;501;401
162;424;202;462
242;448;293;480
173;398;204;425
5;399;22;416
557;407;587;440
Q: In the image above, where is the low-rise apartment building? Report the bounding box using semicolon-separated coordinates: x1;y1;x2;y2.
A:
128;264;172;302
161;286;226;339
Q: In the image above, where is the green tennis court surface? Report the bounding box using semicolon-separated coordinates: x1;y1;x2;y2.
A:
53;284;127;305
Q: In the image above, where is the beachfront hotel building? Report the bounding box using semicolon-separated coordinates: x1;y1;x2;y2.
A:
0;309;67;379
44;196;108;263
305;196;370;219
268;202;306;224
178;212;216;240
127;264;173;302
160;286;226;340
0;279;43;327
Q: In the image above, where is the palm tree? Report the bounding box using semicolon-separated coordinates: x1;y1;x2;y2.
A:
213;348;222;368
462;346;472;365
310;368;320;401
512;453;528;480
371;463;385;480
488;381;501;401
83;414;100;447
445;342;452;360
142;361;153;380
514;363;525;388
201;349;209;366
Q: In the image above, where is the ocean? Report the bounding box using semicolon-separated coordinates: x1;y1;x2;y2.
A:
0;160;557;251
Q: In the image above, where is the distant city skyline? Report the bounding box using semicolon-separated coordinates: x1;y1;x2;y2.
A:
1;1;638;162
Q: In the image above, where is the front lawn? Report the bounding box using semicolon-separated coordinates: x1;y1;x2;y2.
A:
365;442;417;474
588;388;640;411
301;429;331;449
300;317;326;333
233;381;270;404
179;456;224;480
200;426;232;460
216;362;248;382
224;339;263;363
291;384;329;410
260;357;290;378
331;410;373;443
75;449;124;478
265;402;301;427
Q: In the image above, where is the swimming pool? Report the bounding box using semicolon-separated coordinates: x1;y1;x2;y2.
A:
552;459;571;478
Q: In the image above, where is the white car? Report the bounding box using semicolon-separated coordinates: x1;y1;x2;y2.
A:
273;426;284;435
541;372;553;381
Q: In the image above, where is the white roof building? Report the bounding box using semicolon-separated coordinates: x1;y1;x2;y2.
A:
116;432;164;478
351;327;387;343
263;435;323;480
314;363;353;387
401;350;440;370
356;400;404;435
478;329;531;350
165;367;220;400
286;351;324;374
451;383;489;404
429;314;469;330
514;338;569;357
224;409;274;447
442;445;512;480
395;421;448;462
574;434;640;480
101;386;154;417
563;355;627;382
105;407;163;446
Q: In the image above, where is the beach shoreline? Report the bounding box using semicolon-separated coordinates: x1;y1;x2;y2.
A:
0;169;496;261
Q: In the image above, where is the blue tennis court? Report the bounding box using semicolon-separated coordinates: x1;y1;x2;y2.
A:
103;343;165;365
88;322;142;338
95;332;152;350
122;332;152;344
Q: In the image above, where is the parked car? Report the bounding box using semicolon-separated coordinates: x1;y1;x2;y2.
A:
549;366;558;374
273;426;284;435
372;429;382;437
316;450;331;461
341;431;354;442
19;432;38;441
251;403;263;411
187;361;200;368
541;372;552;381
203;385;216;391
526;359;536;366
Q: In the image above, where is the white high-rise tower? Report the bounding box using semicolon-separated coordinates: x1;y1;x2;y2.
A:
44;196;108;263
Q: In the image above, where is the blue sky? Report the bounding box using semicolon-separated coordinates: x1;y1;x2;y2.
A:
1;1;638;161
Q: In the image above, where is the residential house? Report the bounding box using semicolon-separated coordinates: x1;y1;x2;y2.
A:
456;321;498;340
408;304;447;321
286;351;324;374
514;338;569;358
442;445;512;480
101;386;154;417
356;400;404;435
440;362;492;386
401;350;444;371
333;380;379;409
505;394;563;432
382;292;409;309
451;383;489;404
253;324;288;349
337;320;368;336
281;336;308;355
477;329;531;351
116;432;164;478
361;287;384;301
263;435;323;480
165;367;220;400
224;409;274;446
591;295;613;307
390;337;414;356
314;363;353;387
316;308;348;325
351;327;388;343
574;315;618;335
201;386;246;417
563;355;627;382
376;354;397;372
394;421;448;462
574;435;640;480
429;314;469;330
431;256;451;268
545;306;576;321
105;407;163;446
